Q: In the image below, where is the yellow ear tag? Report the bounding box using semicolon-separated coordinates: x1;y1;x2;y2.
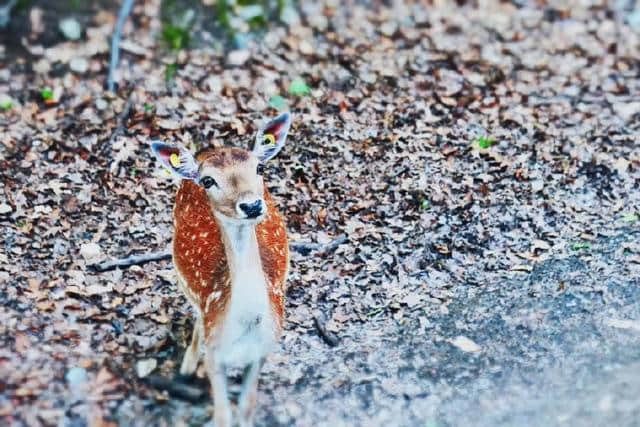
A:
263;134;276;146
169;153;181;168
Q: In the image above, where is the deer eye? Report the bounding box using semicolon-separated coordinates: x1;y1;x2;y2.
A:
256;164;265;175
200;176;217;189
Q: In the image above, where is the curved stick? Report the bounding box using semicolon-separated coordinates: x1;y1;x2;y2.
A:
90;250;171;272
89;235;347;272
0;0;17;28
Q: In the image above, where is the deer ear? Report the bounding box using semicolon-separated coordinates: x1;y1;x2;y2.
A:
253;112;292;162
150;141;199;180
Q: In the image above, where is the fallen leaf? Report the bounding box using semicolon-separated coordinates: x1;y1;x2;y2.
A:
449;336;482;353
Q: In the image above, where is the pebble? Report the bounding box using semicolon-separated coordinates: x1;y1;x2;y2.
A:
69;57;88;74
604;318;640;332
280;6;300;26
360;72;377;84
95;98;108;111
59;17;82;41
450;336;482;353
531;179;545;193
309;14;327;31
33;58;51;74
65;367;88;387
627;9;640;32
227;49;250;66
380;21;398;37
136;358;157;378
80;242;103;262
299;40;314;55
613;101;640;122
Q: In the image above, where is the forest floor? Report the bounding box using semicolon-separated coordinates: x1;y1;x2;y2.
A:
1;1;640;426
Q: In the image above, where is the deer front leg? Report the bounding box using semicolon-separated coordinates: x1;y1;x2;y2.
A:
179;318;202;375
205;350;232;427
237;359;263;427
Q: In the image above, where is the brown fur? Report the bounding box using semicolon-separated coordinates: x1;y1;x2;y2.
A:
196;147;250;169
172;180;288;340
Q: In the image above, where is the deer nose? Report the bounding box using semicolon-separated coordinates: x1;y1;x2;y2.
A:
237;199;264;219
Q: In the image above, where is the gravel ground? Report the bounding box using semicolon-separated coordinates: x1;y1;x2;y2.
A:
116;229;640;427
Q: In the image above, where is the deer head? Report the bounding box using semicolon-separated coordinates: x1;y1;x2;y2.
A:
150;113;291;223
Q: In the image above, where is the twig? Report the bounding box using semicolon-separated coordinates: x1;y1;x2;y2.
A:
313;314;339;347
0;0;17;28
290;234;348;255
90;250;171;272
145;375;207;402
111;95;133;144
89;235;348;272
107;0;136;92
102;92;134;156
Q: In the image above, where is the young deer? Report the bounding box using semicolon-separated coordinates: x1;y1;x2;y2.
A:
150;113;292;427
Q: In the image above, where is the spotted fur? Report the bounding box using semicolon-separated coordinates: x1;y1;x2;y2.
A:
172;179;288;340
153;112;292;427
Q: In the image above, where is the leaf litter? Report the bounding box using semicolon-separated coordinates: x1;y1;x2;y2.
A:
0;0;639;426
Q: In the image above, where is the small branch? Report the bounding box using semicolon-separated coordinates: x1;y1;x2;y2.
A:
0;0;17;28
101;92;134;157
290;234;348;256
89;250;171;272
145;375;207;403
111;95;133;145
89;235;348;273
313;314;339;347
107;0;136;92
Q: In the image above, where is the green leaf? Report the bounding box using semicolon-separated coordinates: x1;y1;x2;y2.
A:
420;199;430;210
216;0;231;30
366;306;384;317
621;212;639;223
162;25;190;51
475;136;495;149
143;102;155;113
41;87;53;101
268;95;288;111
0;99;12;110
570;242;591;251
165;63;179;83
288;77;310;96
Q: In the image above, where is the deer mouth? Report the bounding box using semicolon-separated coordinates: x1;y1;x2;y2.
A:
242;212;266;223
214;209;265;225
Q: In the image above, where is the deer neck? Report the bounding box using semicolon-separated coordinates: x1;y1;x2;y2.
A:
214;215;266;294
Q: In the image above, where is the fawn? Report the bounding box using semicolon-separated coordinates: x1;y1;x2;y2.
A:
150;113;292;426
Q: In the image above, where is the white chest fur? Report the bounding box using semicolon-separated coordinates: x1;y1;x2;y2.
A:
215;216;277;368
